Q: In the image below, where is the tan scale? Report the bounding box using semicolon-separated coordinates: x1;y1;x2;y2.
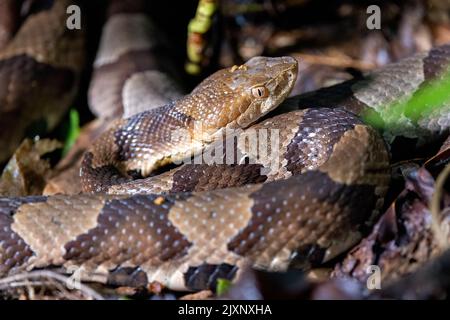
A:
11;195;106;269
139;185;260;290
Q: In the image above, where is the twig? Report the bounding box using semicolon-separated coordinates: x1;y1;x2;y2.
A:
0;270;105;300
293;53;376;71
430;164;450;250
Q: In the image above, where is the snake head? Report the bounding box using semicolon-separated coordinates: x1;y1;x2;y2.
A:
225;56;298;127
190;56;298;130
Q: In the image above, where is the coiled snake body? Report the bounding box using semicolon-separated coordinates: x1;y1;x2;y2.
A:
0;1;450;292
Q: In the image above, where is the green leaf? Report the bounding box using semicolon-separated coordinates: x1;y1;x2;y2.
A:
62;109;80;156
362;70;450;131
216;278;232;296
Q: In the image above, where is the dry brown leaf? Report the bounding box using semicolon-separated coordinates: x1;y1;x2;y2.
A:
0;138;61;197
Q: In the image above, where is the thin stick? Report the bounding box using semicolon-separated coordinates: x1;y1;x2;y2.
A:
430;164;450;250
0;270;105;300
293;53;376;71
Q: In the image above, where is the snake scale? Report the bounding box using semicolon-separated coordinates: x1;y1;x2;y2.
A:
1;1;450;292
0;0;85;164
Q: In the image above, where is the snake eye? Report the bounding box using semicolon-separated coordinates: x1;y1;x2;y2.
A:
251;86;268;98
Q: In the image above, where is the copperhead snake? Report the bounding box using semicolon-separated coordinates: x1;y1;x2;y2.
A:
0;0;85;164
0;1;450;292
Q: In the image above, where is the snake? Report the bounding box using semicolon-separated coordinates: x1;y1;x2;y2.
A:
0;1;450;292
0;0;85;164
